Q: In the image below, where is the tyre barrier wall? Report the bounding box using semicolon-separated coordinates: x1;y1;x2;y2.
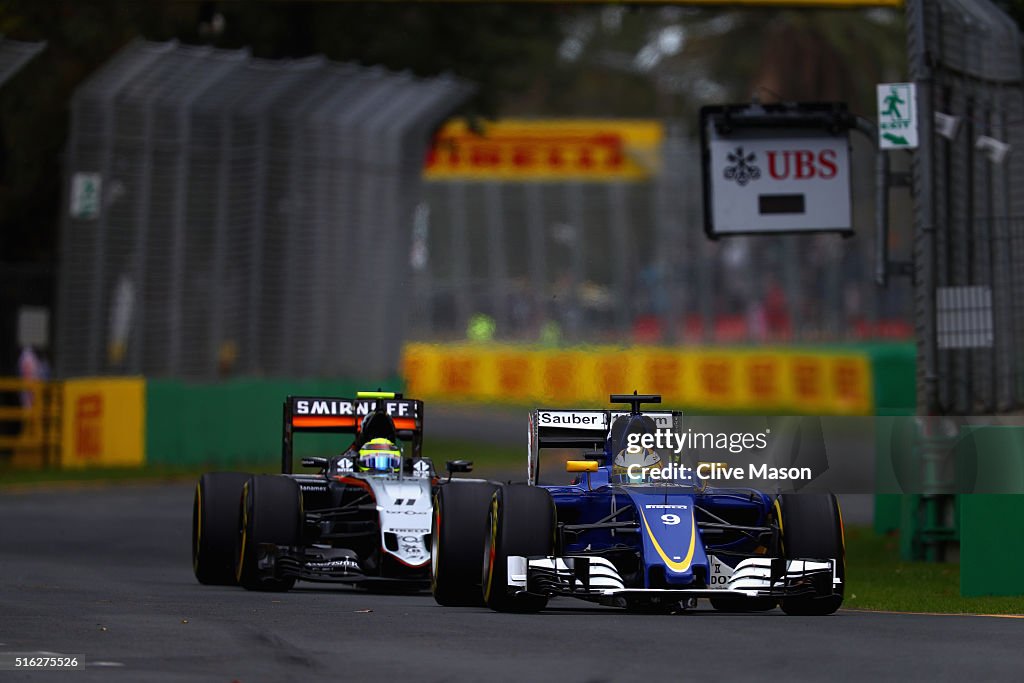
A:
403;342;916;416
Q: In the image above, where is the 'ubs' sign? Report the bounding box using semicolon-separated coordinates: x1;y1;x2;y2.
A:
701;103;853;237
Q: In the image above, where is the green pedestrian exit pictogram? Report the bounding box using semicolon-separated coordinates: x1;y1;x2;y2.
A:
877;82;918;150
882;87;905;117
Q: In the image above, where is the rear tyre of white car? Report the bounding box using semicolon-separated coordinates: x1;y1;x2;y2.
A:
431;481;498;606
235;475;301;592
193;472;249;586
776;493;845;616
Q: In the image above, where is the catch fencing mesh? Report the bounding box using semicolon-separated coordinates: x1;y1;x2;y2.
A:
57;40;473;380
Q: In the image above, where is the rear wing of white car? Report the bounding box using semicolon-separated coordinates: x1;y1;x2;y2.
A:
281;391;423;473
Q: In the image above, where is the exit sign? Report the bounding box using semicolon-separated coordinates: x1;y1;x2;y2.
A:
877;83;918;150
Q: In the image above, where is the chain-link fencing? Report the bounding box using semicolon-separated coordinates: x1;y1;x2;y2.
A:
56;40;473;381
908;0;1024;414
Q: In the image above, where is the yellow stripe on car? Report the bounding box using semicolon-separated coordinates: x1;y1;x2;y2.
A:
639;508;696;573
773;498;785;555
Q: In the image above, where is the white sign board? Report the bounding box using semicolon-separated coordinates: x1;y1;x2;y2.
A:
70;172;102;221
706;131;851;235
877;83;918;150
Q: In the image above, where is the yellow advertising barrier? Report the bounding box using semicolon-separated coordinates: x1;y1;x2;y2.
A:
738;353;790;411
61;377;145;468
425;119;663;182
638;349;688;401
403;343;874;414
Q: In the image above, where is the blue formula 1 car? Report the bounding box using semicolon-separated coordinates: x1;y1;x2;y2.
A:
431;394;844;615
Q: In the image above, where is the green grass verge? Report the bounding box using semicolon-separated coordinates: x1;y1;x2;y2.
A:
845;525;1024;614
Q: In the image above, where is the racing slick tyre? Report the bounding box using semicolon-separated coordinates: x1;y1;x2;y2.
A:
193;472;249;585
775;493;845;616
482;484;555;613
236;475;302;592
432;481;499;607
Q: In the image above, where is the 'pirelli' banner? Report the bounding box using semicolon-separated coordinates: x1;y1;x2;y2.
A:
403;343;875;415
424;119;662;182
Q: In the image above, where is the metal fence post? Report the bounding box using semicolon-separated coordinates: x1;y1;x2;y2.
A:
908;0;938;415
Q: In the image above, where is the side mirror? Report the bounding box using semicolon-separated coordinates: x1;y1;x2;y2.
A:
446;460;473;474
301;457;329;469
566;460;599;473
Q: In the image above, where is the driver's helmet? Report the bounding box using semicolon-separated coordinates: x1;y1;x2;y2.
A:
612;443;662;483
357;437;402;474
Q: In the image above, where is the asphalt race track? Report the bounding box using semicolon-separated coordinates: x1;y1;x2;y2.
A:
1;484;1021;682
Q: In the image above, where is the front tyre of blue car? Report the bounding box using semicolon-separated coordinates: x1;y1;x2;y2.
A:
432;481;498;607
482;484;554;613
775;493;845;616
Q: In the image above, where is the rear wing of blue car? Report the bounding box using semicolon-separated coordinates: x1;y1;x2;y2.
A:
527;396;682;485
281;391;424;473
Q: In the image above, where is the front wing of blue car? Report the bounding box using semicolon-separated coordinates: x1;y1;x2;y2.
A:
507;555;840;606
